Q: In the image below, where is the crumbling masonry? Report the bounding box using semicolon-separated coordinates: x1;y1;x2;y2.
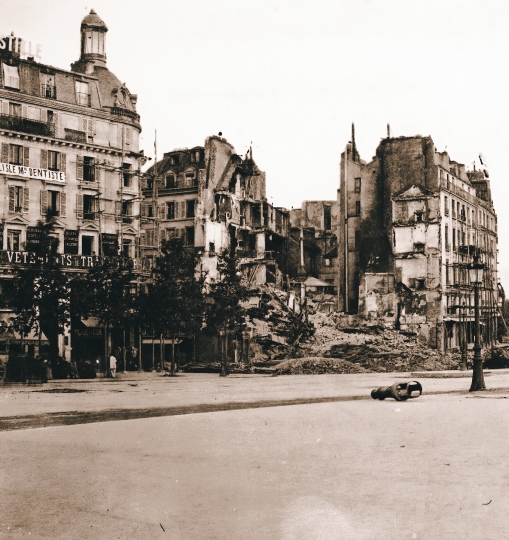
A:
338;134;500;352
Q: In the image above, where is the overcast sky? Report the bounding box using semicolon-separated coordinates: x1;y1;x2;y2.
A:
5;0;509;285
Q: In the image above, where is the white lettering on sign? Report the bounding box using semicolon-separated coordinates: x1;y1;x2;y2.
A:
0;162;65;182
0;34;42;60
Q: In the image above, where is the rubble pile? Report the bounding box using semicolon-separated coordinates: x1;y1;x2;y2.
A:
246;288;464;374
246;286;315;361
273;357;367;375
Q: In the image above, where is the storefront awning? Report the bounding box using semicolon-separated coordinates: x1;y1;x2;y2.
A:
0;313;48;344
82;317;103;328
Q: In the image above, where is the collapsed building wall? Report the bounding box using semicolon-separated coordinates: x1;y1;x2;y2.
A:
341;133;499;351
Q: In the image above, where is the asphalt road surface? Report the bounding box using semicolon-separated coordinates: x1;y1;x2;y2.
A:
1;390;509;539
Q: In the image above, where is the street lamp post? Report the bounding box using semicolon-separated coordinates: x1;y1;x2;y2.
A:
469;255;486;392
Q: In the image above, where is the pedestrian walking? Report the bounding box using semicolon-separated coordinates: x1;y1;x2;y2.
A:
109;353;117;378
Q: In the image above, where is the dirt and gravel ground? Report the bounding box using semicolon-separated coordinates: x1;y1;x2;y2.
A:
3;387;509;539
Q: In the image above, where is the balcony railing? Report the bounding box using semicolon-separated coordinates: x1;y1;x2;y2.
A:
237;250;275;260
76;92;91;107
0;114;54;137
41;84;56;99
64;128;87;143
110;106;140;123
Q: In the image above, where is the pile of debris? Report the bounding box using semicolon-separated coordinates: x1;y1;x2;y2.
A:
273;357;367;375
246;285;315;362
247;292;464;374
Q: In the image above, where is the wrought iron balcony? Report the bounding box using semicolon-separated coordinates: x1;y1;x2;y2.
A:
0;113;54;137
110;106;140;123
64;128;87;143
41;84;57;99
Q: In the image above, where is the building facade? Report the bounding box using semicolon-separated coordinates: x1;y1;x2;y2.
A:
141;135;290;288
338;134;500;351
0;10;143;361
289;200;339;292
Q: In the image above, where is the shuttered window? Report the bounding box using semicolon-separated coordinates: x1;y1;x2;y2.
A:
82;117;94;140
146;229;156;247
41;190;65;216
83;194;98;220
9;144;22;165
43;150;66;172
9;186;29;213
77;156;95;182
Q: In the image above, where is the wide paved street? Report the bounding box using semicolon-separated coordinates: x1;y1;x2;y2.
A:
1;373;509;539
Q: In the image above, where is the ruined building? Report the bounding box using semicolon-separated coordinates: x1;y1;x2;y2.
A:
338;134;500;351
289;201;339;291
141;135;289;287
0;10;143;364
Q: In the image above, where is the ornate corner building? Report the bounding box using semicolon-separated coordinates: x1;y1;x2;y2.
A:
0;10;143;359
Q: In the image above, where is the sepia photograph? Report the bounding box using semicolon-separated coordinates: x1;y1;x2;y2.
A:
0;1;508;538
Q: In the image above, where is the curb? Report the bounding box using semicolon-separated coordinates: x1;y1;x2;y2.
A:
2;386;509;432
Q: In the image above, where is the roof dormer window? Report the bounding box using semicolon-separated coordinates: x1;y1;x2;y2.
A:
75;80;90;107
3;64;19;90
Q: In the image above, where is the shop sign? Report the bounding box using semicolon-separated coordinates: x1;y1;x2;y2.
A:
64;230;79;255
26;226;44;247
101;233;118;256
73;328;103;337
0;250;153;272
0;34;42;60
0;163;65;182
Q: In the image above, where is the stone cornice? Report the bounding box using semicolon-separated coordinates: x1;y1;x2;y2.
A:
0;128;125;157
0;89;140;130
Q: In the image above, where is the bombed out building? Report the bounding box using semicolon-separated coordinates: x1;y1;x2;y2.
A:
289;200;339;293
141;135;289;288
338;134;500;351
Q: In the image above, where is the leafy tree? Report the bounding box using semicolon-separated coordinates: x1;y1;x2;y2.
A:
146;237;206;375
11;219;69;358
70;256;136;373
204;249;249;377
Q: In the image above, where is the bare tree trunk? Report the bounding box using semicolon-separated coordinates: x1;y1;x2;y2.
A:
171;331;176;376
219;327;228;377
151;333;155;371
159;334;164;371
138;327;142;372
122;329;126;372
104;323;109;378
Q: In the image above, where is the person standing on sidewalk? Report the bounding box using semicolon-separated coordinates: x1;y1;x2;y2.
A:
109;353;117;378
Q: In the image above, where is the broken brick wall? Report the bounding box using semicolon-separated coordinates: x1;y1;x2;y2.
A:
377;136;438;235
358;273;396;322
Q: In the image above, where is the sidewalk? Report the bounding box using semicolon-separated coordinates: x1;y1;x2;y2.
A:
2;369;509;427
